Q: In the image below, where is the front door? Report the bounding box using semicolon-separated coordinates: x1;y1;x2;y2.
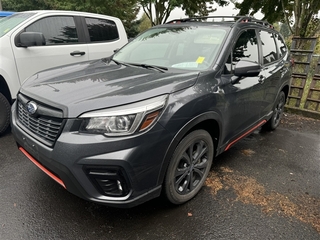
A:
12;15;88;83
220;29;264;142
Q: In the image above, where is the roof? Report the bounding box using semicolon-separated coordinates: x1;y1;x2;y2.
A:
15;10;121;20
166;16;274;30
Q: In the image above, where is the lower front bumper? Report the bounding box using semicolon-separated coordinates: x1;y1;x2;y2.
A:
17;143;163;208
19;147;66;189
11;101;171;208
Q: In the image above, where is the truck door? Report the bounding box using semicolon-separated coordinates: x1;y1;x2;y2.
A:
12;15;88;83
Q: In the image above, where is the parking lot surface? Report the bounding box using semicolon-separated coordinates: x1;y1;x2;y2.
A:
0;113;319;240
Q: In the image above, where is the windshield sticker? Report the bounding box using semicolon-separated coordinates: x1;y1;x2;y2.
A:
196;57;205;64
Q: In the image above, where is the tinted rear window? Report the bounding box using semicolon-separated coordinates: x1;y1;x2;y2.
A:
85;18;119;42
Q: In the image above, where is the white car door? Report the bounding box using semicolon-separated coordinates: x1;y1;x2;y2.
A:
12;15;89;83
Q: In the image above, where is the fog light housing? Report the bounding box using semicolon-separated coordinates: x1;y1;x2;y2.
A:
85;167;130;197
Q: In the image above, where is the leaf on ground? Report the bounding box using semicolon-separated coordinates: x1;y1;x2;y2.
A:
241;149;255;156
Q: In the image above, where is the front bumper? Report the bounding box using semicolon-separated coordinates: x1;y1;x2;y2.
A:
11;101;171;208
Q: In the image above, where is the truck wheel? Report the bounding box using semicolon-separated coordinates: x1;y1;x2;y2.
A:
0;92;11;135
164;130;214;205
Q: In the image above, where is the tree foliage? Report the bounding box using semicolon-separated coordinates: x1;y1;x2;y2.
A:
2;0;140;38
139;0;229;26
138;13;152;33
233;0;320;37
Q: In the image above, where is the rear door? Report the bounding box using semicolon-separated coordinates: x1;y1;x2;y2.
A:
83;17;128;60
258;30;283;117
12;14;89;83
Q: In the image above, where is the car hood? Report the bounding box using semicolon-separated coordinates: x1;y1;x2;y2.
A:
20;59;199;117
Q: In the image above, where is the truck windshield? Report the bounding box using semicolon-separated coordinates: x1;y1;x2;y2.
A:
0;12;35;38
113;25;227;71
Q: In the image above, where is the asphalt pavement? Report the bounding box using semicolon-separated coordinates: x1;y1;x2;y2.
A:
0;113;319;240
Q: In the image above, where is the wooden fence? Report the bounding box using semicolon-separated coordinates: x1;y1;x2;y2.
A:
286;37;320;118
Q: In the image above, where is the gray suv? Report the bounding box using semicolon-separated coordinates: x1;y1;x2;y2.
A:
11;16;292;208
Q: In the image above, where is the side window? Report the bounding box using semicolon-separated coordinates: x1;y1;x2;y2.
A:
26;16;78;45
274;33;287;59
225;29;259;74
85;18;119;42
259;31;278;64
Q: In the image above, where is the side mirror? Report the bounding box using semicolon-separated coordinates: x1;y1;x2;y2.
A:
18;32;45;47
234;60;261;77
231;60;261;84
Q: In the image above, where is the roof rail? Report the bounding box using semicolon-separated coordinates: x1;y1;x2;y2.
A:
166;16;274;29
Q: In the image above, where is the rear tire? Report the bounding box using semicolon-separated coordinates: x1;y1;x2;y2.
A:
263;91;286;131
0;92;11;135
164;130;214;205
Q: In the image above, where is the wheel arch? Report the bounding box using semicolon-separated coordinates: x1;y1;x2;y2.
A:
157;112;221;185
280;83;289;98
0;75;13;104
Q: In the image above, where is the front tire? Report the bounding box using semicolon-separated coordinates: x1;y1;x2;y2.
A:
0;92;11;135
263;91;286;131
164;130;214;205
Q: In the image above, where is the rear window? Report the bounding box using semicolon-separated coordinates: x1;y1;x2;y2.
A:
274;33;287;58
259;30;278;64
85;17;119;42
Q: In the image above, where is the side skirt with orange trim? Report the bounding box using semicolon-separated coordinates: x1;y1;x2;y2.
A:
224;120;266;151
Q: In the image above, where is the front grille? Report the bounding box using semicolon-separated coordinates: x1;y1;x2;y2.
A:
17;100;64;147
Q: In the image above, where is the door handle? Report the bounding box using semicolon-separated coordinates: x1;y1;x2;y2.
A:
258;75;265;84
70;51;86;56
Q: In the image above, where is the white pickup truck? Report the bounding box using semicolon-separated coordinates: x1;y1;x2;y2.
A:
0;10;128;134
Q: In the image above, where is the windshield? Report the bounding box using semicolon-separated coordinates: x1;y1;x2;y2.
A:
113;25;227;71
0;12;35;38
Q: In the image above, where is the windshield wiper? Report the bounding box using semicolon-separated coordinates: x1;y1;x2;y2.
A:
109;59;168;73
109;59;131;67
128;63;168;73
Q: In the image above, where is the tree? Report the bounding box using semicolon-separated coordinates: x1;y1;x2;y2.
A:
138;13;152;33
2;0;51;11
2;0;140;38
232;0;320;37
139;0;229;26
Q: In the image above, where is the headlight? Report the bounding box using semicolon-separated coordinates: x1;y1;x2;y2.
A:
79;95;167;136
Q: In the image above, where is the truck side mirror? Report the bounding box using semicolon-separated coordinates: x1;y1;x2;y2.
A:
18;32;46;47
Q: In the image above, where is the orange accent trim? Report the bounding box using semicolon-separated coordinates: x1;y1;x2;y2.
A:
19;147;66;189
224;120;267;151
